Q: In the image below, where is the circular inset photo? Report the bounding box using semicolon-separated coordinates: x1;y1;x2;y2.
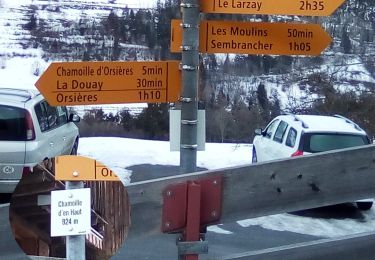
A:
9;156;130;260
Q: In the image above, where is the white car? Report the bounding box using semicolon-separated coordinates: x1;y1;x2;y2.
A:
252;114;373;210
0;88;80;196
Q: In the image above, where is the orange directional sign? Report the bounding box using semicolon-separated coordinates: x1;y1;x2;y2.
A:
55;155;120;181
35;61;181;106
171;19;332;56
200;0;346;16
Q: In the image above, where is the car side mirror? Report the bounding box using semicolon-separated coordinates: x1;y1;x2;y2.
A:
254;128;263;136
69;113;80;123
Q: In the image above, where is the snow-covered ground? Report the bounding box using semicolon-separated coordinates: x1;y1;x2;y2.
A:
78;137;375;239
78;137;252;184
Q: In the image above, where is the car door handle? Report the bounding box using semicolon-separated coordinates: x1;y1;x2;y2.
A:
50;142;54;147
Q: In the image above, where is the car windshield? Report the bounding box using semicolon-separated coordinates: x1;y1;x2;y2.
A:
0;105;27;141
303;133;368;153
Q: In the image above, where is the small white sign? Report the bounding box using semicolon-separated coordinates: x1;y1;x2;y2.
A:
50;188;91;237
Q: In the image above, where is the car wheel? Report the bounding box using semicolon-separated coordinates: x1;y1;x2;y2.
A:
252;147;257;163
356;201;373;210
70;139;79;155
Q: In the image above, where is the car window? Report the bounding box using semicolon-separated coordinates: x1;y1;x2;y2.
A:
56;106;68;125
265;119;279;139
273;121;288;143
44;102;58;129
303;133;368;153
0;105;26;141
35;101;64;131
286;127;297;147
35;102;49;132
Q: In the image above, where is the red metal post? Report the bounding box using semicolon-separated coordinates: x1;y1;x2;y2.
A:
184;181;201;260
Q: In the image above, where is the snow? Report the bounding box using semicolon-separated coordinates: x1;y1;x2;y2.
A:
207;224;234;235
0;57;44;90
238;212;375;238
78;137;252;184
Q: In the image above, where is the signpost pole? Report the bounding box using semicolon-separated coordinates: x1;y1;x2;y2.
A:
179;0;200;174
66;181;85;260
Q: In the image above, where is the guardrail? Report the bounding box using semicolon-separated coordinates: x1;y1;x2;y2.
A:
125;144;375;259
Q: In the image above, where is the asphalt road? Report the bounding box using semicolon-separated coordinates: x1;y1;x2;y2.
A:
0;164;368;259
113;220;321;260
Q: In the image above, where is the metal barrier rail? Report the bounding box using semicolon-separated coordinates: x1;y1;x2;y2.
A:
126;144;375;239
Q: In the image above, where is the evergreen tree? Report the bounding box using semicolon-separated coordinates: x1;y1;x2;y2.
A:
257;83;268;110
223;54;231;73
119;109;134;132
145;11;156;48
341;25;352;54
269;89;281;118
135;103;169;139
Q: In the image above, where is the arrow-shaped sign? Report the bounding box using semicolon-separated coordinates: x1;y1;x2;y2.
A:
171;19;332;56
55;155;120;181
200;0;346;16
35;61;181;106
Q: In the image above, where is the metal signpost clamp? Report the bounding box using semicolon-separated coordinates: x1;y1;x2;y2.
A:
180;2;199;8
180;64;199;71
